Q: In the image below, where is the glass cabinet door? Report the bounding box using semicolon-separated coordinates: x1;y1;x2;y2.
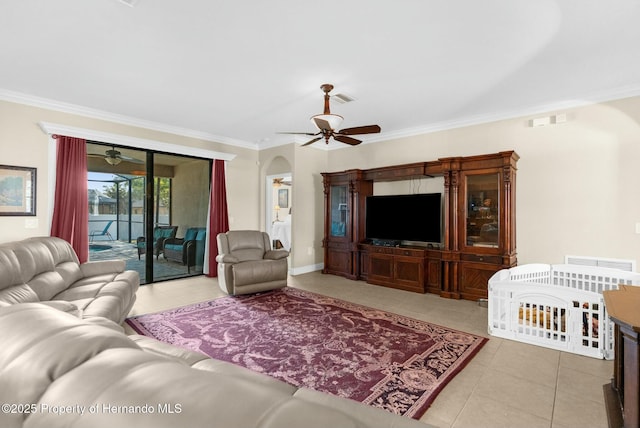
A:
330;185;348;237
465;173;499;248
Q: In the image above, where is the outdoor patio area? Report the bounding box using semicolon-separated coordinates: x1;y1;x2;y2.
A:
89;240;203;284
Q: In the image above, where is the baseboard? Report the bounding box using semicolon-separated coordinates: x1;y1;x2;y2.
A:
290;263;324;276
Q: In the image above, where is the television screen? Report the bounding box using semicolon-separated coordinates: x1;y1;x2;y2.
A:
365;193;442;244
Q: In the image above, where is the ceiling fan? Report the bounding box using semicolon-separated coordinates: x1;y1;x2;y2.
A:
88;146;144;166
279;84;381;146
272;177;291;187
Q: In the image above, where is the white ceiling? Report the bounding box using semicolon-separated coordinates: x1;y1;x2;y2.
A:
2;0;640;150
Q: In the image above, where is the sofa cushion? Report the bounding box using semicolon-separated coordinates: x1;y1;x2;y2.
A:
184;228;198;241
225;231;268;262
54;273;138;322
0;283;39;305
0;246;23;290
164;243;183;252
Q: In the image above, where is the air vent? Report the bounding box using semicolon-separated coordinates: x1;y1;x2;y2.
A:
565;255;636;272
332;93;356;104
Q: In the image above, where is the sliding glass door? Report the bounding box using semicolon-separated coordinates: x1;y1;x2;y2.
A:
87;142;210;284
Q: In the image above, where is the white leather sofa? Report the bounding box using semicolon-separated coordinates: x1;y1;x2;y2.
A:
0;303;432;428
0;236;139;323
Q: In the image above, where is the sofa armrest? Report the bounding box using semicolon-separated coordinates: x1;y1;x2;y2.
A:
80;260;126;277
265;250;289;260
216;254;239;264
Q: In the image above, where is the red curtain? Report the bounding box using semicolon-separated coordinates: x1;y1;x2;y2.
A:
50;136;89;263
206;159;229;277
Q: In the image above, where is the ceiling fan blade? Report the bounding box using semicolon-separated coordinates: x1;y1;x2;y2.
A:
118;155;145;164
276;131;320;136
337;125;381;135
334;135;361;146
301;137;323;147
87;153;105;158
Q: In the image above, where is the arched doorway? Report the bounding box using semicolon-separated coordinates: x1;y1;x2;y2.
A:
264;156;293;253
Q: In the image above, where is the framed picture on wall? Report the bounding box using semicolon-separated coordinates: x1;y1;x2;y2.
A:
0;165;36;216
278;189;289;208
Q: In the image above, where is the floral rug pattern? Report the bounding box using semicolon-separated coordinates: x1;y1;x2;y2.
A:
127;287;486;418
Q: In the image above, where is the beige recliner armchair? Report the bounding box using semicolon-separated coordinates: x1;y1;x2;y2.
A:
216;230;289;295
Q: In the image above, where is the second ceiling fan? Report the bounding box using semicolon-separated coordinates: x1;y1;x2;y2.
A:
279;84;381;146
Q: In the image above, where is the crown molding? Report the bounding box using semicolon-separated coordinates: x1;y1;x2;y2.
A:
0;89;258;151
362;84;640;145
5;84;640;152
38;122;236;162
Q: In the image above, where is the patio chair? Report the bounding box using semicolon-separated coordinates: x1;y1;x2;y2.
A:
136;225;178;260
89;220;114;242
163;227;206;273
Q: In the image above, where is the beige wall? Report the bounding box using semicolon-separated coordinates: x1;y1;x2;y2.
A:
291;144;328;271
2;96;639;272
171;159;210;235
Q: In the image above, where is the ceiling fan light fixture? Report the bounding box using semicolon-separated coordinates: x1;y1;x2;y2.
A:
105;156;122;166
311;113;343;131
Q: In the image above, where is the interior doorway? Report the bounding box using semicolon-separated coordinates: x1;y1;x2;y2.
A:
265;172;292;251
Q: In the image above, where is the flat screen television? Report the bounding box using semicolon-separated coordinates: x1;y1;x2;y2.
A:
365;193;442;244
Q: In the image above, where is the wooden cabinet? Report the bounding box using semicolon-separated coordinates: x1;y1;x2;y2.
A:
442;151;518;300
321;170;372;279
362;244;426;293
322;151;518;300
603;286;640;428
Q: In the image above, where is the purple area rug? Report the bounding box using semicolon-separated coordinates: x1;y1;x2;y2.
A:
126;287;487;419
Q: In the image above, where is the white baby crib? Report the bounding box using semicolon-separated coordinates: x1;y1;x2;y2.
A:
488;264;640;359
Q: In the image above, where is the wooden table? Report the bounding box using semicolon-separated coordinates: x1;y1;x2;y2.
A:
603;285;640;428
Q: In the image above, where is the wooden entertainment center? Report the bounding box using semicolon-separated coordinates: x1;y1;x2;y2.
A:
321;151;518;300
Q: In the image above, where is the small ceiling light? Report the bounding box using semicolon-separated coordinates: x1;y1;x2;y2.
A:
105;156;122;166
310;113;343;131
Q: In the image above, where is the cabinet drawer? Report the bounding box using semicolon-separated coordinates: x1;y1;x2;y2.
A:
461;253;502;264
397;248;423;257
366;246;424;257
369;246;395;254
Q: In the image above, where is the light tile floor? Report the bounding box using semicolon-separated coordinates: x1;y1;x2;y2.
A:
124;272;612;428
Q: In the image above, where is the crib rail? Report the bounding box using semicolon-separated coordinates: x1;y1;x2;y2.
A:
488;264;640;359
550;264;640;293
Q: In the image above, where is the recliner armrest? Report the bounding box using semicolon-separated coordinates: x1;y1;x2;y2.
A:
216;254;239;263
264;250;289;260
